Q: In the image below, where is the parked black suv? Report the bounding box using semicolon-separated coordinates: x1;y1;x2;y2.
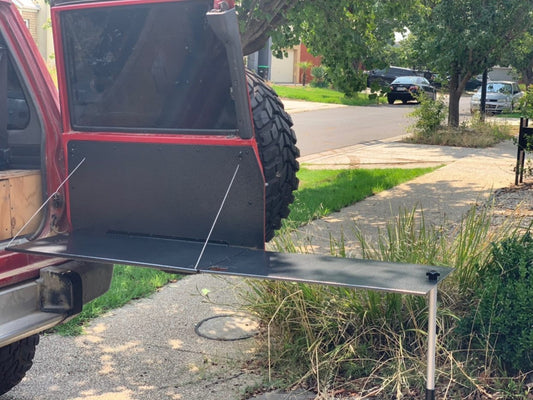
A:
366;66;418;87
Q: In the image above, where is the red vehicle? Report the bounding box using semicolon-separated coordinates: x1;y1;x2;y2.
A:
0;0;299;394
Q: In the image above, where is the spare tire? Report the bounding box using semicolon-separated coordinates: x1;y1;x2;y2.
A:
246;69;300;242
0;334;39;395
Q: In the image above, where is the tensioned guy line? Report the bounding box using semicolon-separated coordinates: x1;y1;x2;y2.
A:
7;157;86;248
194;163;240;271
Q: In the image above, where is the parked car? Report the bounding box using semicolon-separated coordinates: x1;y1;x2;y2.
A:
470;81;523;114
366;66;418;87
465;77;483;91
387;76;437;104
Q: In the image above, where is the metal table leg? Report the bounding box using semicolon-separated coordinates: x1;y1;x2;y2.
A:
426;286;437;400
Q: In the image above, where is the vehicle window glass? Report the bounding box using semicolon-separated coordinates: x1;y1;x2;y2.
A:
392;76;427;85
61;1;238;133
486;83;511;94
0;37;30;130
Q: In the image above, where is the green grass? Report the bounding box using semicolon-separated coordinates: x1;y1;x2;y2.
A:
53;265;180;336
495;111;522;118
271;85;385;106
284;167;438;229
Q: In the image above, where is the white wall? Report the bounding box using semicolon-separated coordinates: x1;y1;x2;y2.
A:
271;49;295;83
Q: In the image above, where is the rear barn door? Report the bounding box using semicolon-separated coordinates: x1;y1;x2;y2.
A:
12;0;266;272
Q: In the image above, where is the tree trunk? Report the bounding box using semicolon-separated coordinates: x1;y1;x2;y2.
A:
524;65;533;90
448;72;461;127
480;69;488;122
447;69;472;127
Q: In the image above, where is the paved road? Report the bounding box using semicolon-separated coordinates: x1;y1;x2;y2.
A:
291;96;472;157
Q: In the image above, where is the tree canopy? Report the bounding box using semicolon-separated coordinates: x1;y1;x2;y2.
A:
408;0;532;126
501;30;533;89
236;0;301;56
239;0;532;125
267;0;418;95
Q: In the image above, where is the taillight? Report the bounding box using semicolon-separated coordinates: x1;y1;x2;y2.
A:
390;86;394;91
409;85;419;91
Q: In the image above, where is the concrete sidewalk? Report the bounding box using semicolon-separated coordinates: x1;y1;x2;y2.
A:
290;139;517;258
4;125;521;400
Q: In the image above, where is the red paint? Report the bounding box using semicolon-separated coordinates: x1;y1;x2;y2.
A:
2;0;262;288
0;1;65;288
0;253;58;288
213;0;235;9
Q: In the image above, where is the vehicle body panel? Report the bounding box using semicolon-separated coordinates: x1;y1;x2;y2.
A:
470;81;523;114
387;76;437;104
0;0;66;289
0;1;115;354
10;0;266;269
366;66;418;87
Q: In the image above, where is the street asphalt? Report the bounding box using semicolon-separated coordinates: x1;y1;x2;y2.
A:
2;100;524;400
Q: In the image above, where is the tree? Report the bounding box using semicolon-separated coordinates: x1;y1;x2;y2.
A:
269;0;419;96
409;0;532;127
501;31;533;89
298;61;312;86
236;0;300;56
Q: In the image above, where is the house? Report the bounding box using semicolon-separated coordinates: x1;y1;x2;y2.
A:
271;44;321;84
13;0;54;65
248;40;322;84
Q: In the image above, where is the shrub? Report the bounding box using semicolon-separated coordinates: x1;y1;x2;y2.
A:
518;87;533;119
310;66;328;88
244;206;525;397
328;65;367;98
405;113;513;148
459;232;533;373
407;93;447;139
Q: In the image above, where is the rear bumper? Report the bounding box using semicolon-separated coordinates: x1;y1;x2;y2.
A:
0;261;112;348
388;92;416;102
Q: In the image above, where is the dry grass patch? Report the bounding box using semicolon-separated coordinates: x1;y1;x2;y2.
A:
405;122;513;148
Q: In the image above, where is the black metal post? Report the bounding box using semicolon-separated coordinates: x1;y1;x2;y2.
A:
516;118;531;185
480;69;488;121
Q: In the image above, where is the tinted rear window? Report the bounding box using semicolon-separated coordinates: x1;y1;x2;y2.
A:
392;76;429;85
61;1;238;133
389;68;416;76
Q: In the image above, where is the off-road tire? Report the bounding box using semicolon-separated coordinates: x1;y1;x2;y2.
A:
0;335;39;395
246;69;300;242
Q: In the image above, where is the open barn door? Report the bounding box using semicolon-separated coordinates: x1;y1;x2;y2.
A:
11;0;270;272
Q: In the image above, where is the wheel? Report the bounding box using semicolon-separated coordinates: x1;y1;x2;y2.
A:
387;97;395;105
0;334;39;395
246;69;300;242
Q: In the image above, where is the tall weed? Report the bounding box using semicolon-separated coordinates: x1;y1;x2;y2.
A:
244;205;527;398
